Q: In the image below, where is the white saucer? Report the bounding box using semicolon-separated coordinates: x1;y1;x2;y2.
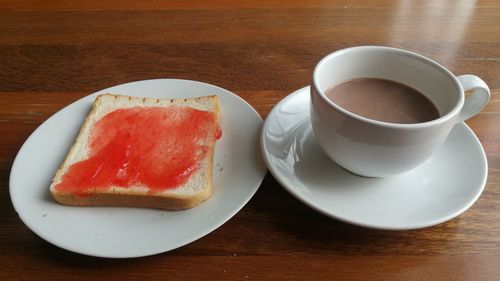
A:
10;79;267;258
261;86;488;230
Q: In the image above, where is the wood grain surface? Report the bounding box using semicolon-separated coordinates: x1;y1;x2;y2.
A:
1;1;499;280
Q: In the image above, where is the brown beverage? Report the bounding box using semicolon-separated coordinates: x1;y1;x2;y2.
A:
325;78;440;124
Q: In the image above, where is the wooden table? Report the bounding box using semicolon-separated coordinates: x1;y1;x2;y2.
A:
1;1;499;280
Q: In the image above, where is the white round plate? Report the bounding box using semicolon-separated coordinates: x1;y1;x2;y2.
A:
261;86;488;230
10;79;267;258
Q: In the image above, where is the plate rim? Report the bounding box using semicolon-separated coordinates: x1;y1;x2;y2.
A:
260;86;488;230
9;78;267;258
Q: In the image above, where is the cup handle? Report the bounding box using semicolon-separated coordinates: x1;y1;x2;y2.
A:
456;74;490;122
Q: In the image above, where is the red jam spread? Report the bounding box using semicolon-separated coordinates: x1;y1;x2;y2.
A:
54;106;218;196
215;126;222;140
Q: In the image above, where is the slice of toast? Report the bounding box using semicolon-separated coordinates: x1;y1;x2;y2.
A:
50;93;220;210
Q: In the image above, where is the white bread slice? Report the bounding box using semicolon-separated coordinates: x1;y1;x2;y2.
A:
50;93;220;210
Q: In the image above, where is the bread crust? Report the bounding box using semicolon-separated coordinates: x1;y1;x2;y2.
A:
50;93;220;210
51;187;211;210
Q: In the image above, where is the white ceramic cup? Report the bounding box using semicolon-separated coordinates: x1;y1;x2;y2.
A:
310;46;490;177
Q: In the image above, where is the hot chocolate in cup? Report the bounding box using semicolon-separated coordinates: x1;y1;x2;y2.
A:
310;46;490;177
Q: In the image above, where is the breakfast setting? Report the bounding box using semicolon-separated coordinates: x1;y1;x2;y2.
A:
2;1;499;280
